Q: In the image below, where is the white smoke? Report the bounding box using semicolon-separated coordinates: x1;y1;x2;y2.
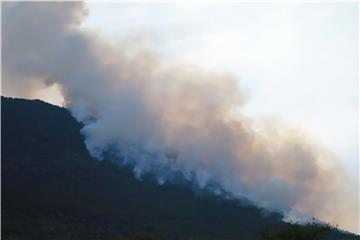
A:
2;2;358;234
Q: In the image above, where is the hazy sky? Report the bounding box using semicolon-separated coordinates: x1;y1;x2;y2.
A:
80;2;358;178
4;0;357;195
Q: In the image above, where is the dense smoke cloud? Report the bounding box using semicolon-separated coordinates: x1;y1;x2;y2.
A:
2;2;358;233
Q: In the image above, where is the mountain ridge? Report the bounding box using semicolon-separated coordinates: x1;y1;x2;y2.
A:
2;96;358;240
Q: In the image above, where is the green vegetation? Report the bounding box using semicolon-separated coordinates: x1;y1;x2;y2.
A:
259;223;337;240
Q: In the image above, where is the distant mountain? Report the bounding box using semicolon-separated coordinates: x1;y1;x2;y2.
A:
2;97;358;240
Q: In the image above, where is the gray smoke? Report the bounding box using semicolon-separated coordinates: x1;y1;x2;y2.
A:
2;2;358;233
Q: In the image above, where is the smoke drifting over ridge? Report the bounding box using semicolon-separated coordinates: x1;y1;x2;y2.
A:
2;2;358;233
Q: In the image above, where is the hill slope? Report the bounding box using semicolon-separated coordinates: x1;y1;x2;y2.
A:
1;97;358;240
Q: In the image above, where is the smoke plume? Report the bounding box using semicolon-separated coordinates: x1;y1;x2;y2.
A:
2;2;358;233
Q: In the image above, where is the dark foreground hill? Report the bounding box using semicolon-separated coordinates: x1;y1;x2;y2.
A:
2;97;358;240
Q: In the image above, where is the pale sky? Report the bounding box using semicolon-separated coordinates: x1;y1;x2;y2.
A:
79;2;358;179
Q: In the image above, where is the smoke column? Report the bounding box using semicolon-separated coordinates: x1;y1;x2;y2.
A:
2;2;358;233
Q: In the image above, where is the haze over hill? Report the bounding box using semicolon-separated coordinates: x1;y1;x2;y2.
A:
2;96;359;240
0;96;285;239
2;2;359;234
